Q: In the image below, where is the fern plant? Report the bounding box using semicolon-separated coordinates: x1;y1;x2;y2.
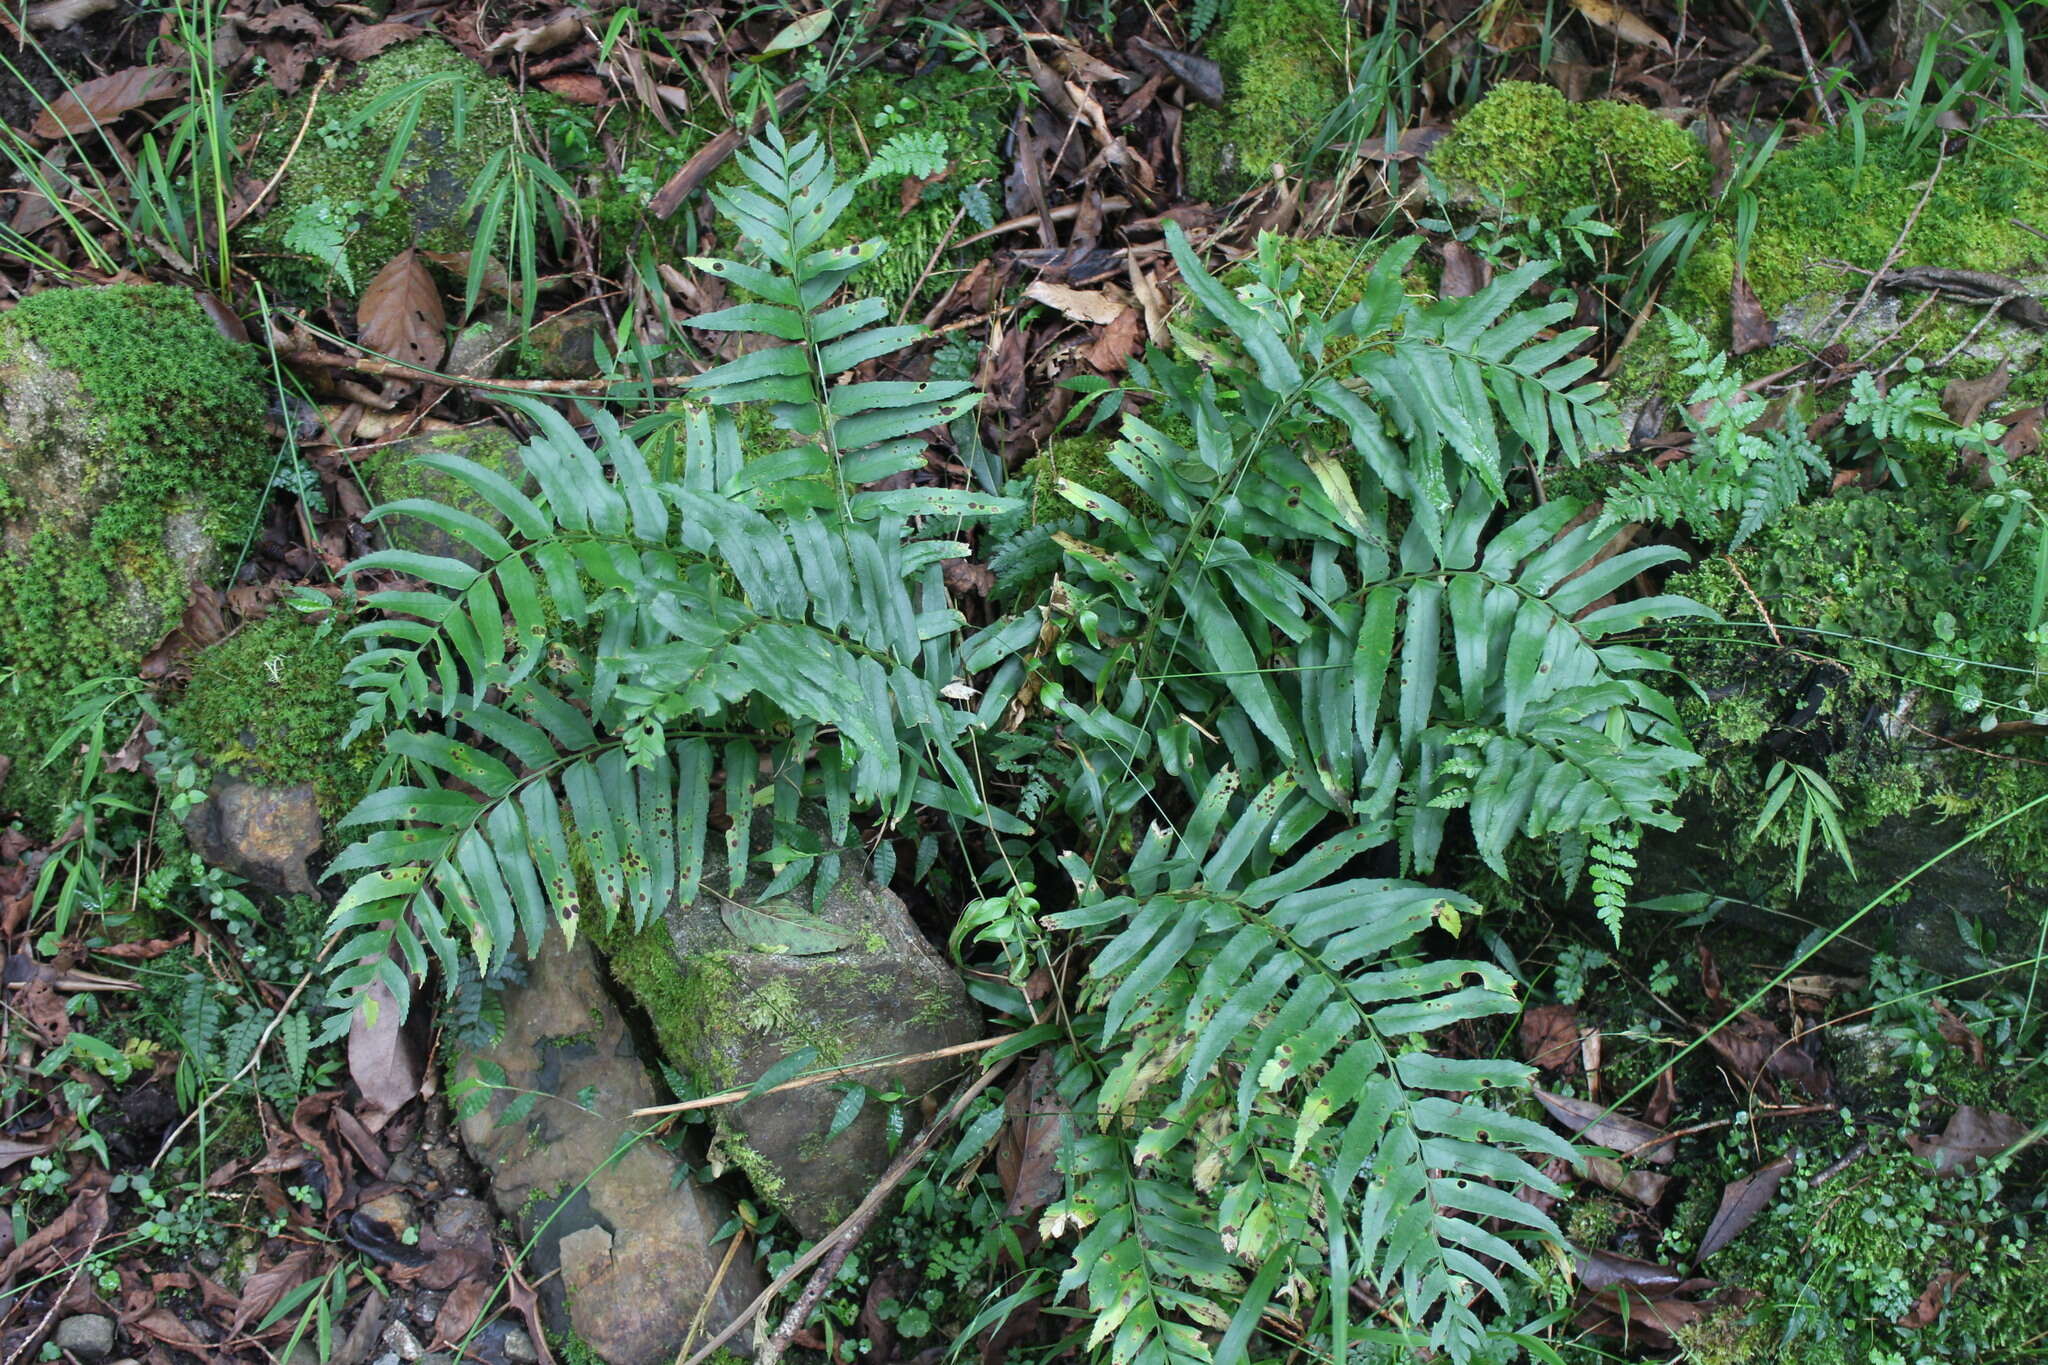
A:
324;125;1019;1030
1597;312;1829;548
948;228;1712;1355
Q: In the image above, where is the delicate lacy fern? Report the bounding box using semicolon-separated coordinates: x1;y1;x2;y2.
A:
326;126;1019;1031
862;130;950;184
1598;313;1827;548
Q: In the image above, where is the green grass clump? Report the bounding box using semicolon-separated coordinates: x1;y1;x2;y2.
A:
1183;0;1353;202
1433;81;1710;229
0;286;271;834
169;614;378;822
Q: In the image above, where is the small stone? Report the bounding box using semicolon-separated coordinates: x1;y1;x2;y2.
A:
411;1291;446;1326
500;1326;540;1365
53;1316;117;1361
181;778;324;896
431;1195;492;1245
372;1354;401;1365
381;1320;425;1361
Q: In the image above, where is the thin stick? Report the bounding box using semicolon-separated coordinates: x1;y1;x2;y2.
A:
1777;0;1836;127
151;964;318;1169
227;69;333;231
630;1034;1009;1118
953;197;1133;250
1828;144;1944;349
279;348;694;394
678;1059;1012;1365
676;1223;750;1365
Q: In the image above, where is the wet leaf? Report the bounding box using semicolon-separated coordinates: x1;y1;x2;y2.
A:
997;1052;1067;1216
1439;241;1491;300
1697;1155;1792;1258
32;65;183;138
358;249;446;370
759;8;831;56
1536;1088;1676;1164
348;978;424;1129
719;899;858;955
1906;1106;2028;1176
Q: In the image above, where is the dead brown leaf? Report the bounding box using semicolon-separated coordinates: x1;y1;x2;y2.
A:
486;9;584;57
1439;241;1491;300
347;979;424;1130
33;65;184;138
1130;36;1222;108
1536;1088;1675;1164
1581;1152;1670;1206
1568;0;1673;54
25;0;113;30
540;73;611;105
358;249;446;370
1086;306;1145;373
1730;266;1774;355
324;21;421;61
0;1135;50;1171
997;1053;1067;1216
1999;405;2042;462
1697;1155;1793;1259
230;1248;316;1335
1941;361;2011;428
1906;1106;2029;1176
1519;1004;1582;1072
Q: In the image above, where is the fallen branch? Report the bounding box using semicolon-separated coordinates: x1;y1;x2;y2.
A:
679;1058;1013;1365
630;1033;1009;1118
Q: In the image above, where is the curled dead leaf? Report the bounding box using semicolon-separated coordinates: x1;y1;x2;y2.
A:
1536;1088;1676;1164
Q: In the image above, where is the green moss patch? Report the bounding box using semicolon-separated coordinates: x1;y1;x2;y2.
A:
169;614;377;822
0;286;271;834
1433;81;1710;230
1183;0;1353;202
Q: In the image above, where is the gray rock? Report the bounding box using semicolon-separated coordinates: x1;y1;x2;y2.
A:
523;311;607;381
454;934;762;1365
500;1326;540;1365
181;778;324;897
361;426;528;569
446;313;520;380
53;1315;116;1361
382;1320;425;1361
610;827;982;1238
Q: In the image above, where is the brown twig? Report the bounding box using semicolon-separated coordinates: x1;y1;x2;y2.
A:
1776;0;1837;127
1722;554;1783;646
1827;143;1945;349
279;348;694;394
630;1034;1009;1118
650;80;809;219
680;1059;1012;1365
228;69;333;231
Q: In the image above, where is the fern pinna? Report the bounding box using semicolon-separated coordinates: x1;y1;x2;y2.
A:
325;125;1021;1027
961;228;1712;1355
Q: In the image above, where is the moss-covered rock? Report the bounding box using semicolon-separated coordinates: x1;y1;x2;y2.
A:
242;38;528;293
0;285;271;834
1183;0;1353;202
592;823;981;1238
360;424;527;567
1431;81;1710;230
170;614;377;825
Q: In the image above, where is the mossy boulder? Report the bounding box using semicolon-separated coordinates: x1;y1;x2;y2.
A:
595;831;981;1238
1183;0;1354;202
1431;81;1710;230
1639;479;2048;982
361;424;527;567
243;38;527;294
0;285;271;834
170;613;378;827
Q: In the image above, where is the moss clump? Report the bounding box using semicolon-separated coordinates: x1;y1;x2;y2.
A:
243;38;526;292
1023;434;1142;521
169;615;377;822
1671;480;2048;885
1433;81;1710;230
1184;0;1353;202
1698;1146;2044;1364
0;286;271;834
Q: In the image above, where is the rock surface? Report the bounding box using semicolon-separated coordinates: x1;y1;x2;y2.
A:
454;933;761;1365
53;1314;117;1361
181;778;325;897
363;425;527;569
604;838;983;1239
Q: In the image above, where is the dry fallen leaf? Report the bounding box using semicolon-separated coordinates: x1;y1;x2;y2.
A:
1568;0;1673;54
1899;1268;1968;1329
485;9;584;56
1941;360;2010;428
1536;1088;1676;1164
1581;1152;1670;1206
1439;241;1491;300
358;249;447;371
1730;266;1775;355
1697;1155;1793;1259
1519;1004;1582;1072
1024;280;1128;326
1906;1106;2029;1176
33;65;183;138
324;21;422;61
347;978;425;1131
